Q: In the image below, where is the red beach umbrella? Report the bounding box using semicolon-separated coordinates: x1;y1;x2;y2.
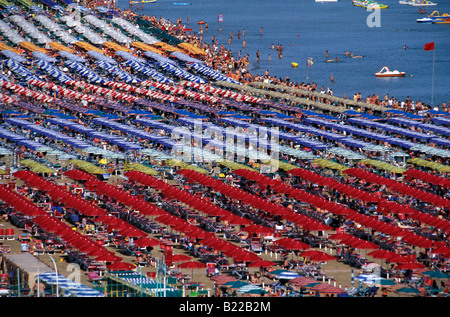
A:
95;253;122;263
395;262;425;270
177;261;206;269
107;261;136;271
167;254;192;263
133;237;160;247
309;252;336;262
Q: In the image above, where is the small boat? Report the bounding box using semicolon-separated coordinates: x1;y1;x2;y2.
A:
375;66;406;77
291;62;299;68
173;2;192;5
353;0;388;9
316;0;338;2
409;0;437;6
366;2;388;9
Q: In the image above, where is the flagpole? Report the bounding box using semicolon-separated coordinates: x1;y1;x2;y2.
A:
431;48;435;107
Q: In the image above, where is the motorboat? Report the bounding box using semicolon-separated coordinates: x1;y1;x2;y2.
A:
409;0;437;6
375;67;406;77
367;2;388;9
353;0;388;9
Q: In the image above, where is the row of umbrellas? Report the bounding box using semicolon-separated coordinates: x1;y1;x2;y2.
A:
177;169;333;232
233;168;448;250
344;167;450;209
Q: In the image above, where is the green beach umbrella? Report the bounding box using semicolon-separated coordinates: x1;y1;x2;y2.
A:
268;269;291;276
395;287;421;296
371;278;397;287
422;271;450;279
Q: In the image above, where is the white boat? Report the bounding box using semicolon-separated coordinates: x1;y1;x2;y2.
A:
375;66;406;77
409;0;437;6
316;0;338;2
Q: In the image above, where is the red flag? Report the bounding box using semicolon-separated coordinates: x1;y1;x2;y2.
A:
424;42;435;51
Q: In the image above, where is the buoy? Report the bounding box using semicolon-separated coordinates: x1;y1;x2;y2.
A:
291;62;298;68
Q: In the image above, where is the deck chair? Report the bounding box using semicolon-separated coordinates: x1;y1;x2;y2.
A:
88;271;103;284
167;277;177;287
33;240;46;254
0;228;4;240
5;228;14;240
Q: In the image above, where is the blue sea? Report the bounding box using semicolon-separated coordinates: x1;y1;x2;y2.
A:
118;0;450;106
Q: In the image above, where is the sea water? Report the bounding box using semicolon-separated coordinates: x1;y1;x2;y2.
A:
118;0;450;106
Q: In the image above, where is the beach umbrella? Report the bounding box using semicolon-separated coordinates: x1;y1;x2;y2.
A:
311;283;348;295
289;276;320;287
268;269;291;276
232;251;260;263
355;274;397;287
242;224;274;235
395;287;421;296
222;280;249;289
371;278;398;287
237;284;265;294
395;262;425;270
367;249;398;260
309;252;336;263
421;271;450;279
354;273;379;283
177;261;206;284
167;254;192;263
107;261;136;271
94;253;122;263
274;271;301;280
133;237;160;247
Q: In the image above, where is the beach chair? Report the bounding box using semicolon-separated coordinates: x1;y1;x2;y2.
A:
206;263;216;277
5;228;14;240
0;228;4;240
33;240;46;255
167;277;177;287
88;271;103;284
